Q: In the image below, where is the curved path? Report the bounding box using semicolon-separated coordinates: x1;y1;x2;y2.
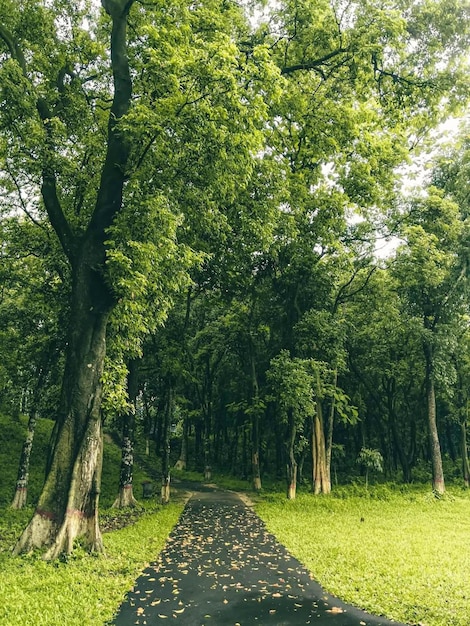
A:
111;485;407;625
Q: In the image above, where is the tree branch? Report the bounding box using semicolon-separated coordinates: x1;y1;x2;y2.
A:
281;48;348;76
88;2;135;243
333;265;377;313
0;24;77;264
0;24;27;73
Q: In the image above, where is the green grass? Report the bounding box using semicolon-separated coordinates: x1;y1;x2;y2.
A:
0;412;184;625
3;413;470;626
254;485;470;626
0;502;183;626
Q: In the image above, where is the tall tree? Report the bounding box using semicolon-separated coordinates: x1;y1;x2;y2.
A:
391;188;466;493
1;0;270;557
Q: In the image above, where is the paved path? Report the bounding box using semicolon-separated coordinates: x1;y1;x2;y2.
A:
111;485;407;625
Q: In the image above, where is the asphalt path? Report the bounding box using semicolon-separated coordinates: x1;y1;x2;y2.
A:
111;484;408;626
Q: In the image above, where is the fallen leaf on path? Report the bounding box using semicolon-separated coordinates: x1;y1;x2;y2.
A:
327;607;345;614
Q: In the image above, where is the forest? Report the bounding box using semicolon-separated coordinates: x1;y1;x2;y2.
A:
2;0;470;561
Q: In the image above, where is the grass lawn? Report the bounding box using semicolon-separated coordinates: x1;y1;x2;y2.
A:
0;502;184;626
254;485;470;626
0;413;185;625
1;413;469;626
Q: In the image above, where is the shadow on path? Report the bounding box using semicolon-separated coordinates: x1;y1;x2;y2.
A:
111;483;407;625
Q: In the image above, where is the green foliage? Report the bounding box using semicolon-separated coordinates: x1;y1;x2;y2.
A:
266;350;314;426
357;447;384;473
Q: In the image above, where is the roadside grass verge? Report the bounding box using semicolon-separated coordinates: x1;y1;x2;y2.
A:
254;485;470;626
0;501;184;626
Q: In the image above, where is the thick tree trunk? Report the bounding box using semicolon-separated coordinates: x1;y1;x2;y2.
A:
113;360;139;508
312;370;331;495
424;342;445;494
312;400;331;495
14;276;110;558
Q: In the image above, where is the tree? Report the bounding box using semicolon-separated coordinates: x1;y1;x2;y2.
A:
357;447;384;490
2;0;470;555
1;0;270;557
112;359;139;509
391;188;466;493
267;351;314;499
0;0;138;558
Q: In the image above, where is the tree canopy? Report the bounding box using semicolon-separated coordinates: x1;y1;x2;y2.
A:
1;0;470;557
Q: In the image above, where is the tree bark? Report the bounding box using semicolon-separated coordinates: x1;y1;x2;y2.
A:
250;351;262;491
113;360;139;508
286;409;297;499
14;276;109;558
174;418;188;470
461;417;470;489
424;341;445;494
312;399;331;495
325;369;337;489
11;411;37;509
161;383;172;504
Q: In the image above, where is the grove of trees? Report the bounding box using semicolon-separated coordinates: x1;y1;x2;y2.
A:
1;0;470;558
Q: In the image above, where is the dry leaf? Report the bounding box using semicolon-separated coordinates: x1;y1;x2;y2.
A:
327;607;344;614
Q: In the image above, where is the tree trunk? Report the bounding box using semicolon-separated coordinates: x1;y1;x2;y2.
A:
250;352;262;492
11;351;53;509
312;371;331;495
312;401;330;495
424;341;445;494
325;369;337;489
385;377;411;483
13;274;110;558
113;360;139;508
13;2;134;557
174;418;188;470
11;410;37;509
461;418;470;488
286;409;297;499
161;384;172;504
